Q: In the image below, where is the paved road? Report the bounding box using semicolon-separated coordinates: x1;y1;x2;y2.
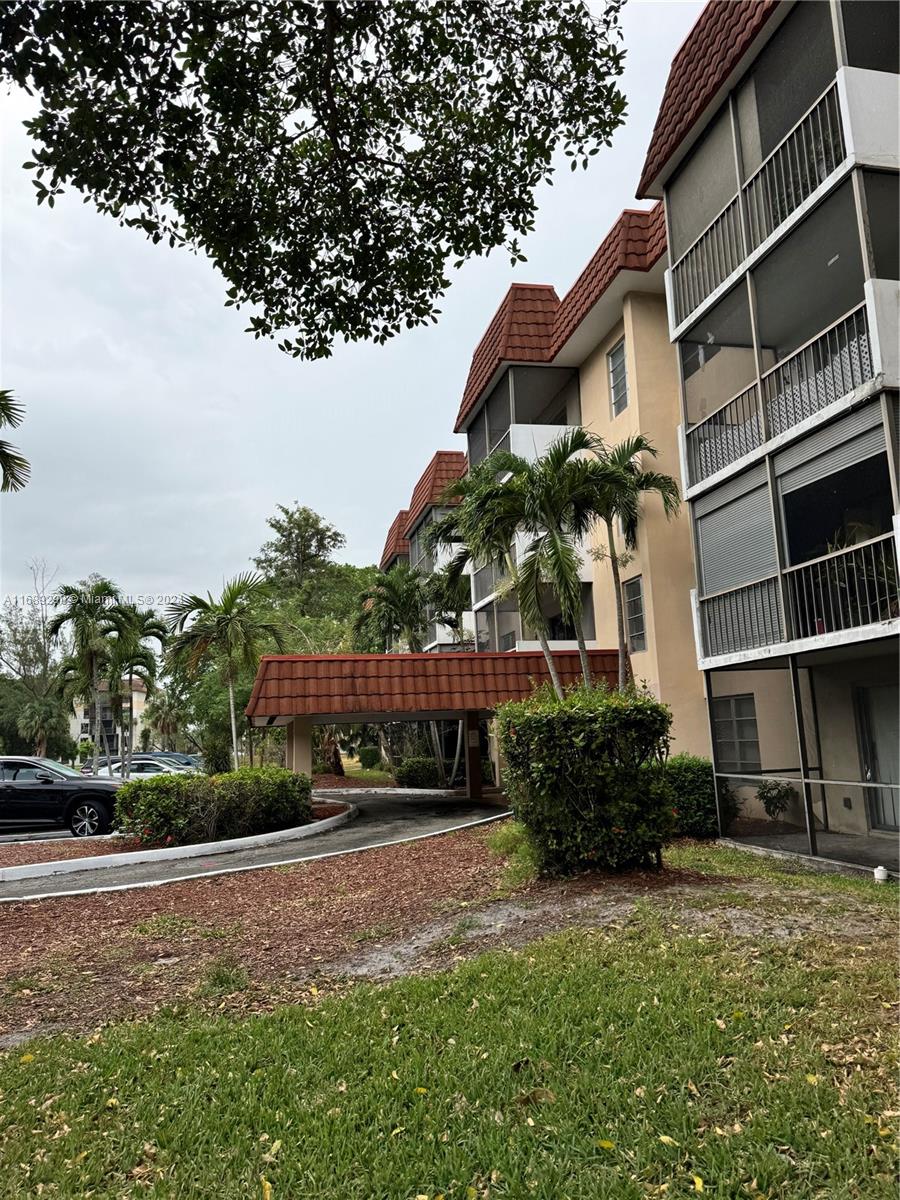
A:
0;794;509;902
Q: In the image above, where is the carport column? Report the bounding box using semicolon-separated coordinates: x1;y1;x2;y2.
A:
464;710;482;801
287;716;313;777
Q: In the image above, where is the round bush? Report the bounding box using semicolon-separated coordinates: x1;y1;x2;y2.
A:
358;745;382;770
666;753;739;838
496;685;675;876
115;766;313;847
394;756;441;788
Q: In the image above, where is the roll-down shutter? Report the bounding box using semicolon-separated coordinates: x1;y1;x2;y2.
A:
697;484;777;595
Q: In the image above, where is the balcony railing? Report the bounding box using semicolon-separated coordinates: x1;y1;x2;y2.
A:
671;196;745;326
785;534;899;640
763;305;872;437
685;382;762;485
700;575;783;657
671;83;847;327
744;84;845;251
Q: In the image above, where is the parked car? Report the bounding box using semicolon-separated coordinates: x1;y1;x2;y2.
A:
81;752;198;776
110;759;187;778
0;757;120;836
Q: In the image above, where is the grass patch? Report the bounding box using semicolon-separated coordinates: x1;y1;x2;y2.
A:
486;818;538;896
3;914;894;1199
198;956;251;997
131;914;201;938
349;922;395;945
667;841;899;909
341;762;395;786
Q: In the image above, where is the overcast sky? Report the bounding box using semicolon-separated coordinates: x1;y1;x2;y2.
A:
0;0;702;605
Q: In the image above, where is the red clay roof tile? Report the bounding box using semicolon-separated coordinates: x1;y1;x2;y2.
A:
379;509;411;571
403;451;468;537
246;651;618;720
637;0;781;198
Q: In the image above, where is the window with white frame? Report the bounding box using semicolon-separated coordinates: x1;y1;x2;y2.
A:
622;576;646;652
712;694;761;775
608;338;628;416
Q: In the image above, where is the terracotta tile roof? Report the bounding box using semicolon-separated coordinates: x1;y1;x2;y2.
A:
379;510;410;571
403;451;468;536
246;650;618;721
637;0;781;198
550;204;667;356
454;284;560;432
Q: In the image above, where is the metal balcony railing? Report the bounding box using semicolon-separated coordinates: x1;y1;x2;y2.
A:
685;382;762;484
671;83;847;327
785;534;898;640
671;196;745;326
700;574;783;657
744;84;845;251
763;304;872;436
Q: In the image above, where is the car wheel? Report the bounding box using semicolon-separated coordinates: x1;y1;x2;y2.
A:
69;800;110;837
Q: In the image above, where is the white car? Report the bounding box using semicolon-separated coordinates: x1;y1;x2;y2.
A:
111;759;192;779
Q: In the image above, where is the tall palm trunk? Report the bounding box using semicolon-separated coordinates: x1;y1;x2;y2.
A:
606;518;632;690
227;674;240;769
571;605;593;690
506;550;564;699
429;721;448;786
126;677;134;779
449;719;464;787
91;657;101;776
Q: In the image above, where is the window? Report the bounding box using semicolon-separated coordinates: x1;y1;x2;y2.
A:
622;576;646;652
712;694;761;775
608;339;628;416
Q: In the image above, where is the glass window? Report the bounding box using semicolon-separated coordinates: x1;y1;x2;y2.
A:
608;339;628;416
712;694;761;774
622;576;646;652
782;452;893;566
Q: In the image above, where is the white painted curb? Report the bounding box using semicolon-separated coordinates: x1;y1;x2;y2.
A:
0;803;356;883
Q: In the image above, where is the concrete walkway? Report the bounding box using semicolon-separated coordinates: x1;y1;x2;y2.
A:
0;794;509;902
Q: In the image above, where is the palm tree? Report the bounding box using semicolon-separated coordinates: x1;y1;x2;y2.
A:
112;607;167;777
429;457;567;699
143;690;183;751
167;573;284;768
49;578;129;774
424;565;472;650
16;695;67;758
354;563;427;653
0;390;30;492
587;435;680;689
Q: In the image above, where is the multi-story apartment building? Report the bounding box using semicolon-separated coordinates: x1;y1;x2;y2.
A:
68;676;150;757
451;207;710;754
380;451;473;651
639;0;899;864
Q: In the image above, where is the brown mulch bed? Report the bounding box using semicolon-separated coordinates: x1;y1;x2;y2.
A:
0;837;143;869
0;804;348;871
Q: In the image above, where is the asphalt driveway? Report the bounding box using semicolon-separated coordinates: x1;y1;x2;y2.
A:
0;793;508;902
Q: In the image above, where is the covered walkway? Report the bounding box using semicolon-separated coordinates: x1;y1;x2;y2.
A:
245;650;618;798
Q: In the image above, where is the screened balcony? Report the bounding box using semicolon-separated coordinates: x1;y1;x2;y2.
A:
466;366;579;468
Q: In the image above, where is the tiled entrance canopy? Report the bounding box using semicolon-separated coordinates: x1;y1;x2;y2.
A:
246;650;618;725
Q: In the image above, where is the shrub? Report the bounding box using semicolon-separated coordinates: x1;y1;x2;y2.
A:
667;753;739;838
201;735;232;775
496;685;675;876
756;778;796;820
394;756;441;788
358;745;382;770
116;767;312;847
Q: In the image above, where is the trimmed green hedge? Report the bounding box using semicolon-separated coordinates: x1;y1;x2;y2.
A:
115;766;313;847
394;756;441;788
667;753;739;838
358;745;382;770
496;685;675;876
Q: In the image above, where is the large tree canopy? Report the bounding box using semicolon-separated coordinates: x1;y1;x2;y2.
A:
1;0;626;358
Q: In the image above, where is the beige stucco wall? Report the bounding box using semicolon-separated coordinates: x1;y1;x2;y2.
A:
580;291;709;756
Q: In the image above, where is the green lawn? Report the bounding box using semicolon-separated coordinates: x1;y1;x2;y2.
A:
1;900;895;1198
341;759;395;786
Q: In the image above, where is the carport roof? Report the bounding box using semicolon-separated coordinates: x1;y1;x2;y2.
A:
246;650;618;724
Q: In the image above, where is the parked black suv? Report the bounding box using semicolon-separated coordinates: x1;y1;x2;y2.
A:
1;757;120;836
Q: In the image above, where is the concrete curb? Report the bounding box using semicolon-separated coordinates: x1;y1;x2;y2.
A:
0;803;357;883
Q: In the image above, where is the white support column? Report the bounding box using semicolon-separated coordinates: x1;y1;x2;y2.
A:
287;716;313;776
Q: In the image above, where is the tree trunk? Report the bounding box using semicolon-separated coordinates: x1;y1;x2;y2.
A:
449;719;464;787
429;721;448;786
91;659;100;776
378;726;395;771
510;550;564;699
572;606;593;689
126;676;134;779
606;518;632;690
227;676;240;769
36;731;47;758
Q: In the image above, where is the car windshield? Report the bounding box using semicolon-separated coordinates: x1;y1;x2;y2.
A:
36;758;84;778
